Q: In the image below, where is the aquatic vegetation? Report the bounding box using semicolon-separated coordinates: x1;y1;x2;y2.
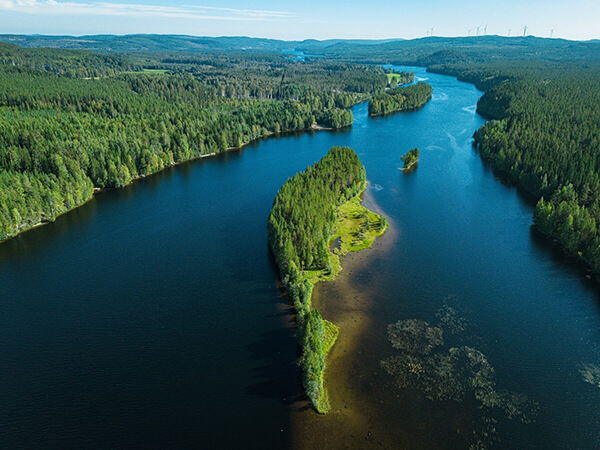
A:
496;392;538;424
579;363;600;389
436;302;468;334
387;319;444;355
381;305;538;446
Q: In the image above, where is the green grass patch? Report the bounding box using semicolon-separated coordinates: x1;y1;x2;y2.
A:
387;72;402;83
323;320;340;356
330;186;389;255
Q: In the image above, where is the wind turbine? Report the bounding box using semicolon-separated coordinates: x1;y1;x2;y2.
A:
483;23;488;36
476;25;481;36
522;25;528;36
508;28;511;37
550;29;554;38
468;28;473;37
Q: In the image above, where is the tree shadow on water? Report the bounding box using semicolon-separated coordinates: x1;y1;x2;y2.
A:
244;327;304;406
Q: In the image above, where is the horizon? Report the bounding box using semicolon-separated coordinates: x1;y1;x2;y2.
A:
3;33;599;44
0;0;598;41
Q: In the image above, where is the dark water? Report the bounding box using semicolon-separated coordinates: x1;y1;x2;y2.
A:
1;67;599;448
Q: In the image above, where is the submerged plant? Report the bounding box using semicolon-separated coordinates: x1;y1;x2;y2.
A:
387;319;444;355
381;303;538;446
436;301;468;335
579;363;600;389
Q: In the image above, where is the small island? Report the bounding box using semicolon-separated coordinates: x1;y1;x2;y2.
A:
401;148;420;171
268;146;388;414
368;81;433;117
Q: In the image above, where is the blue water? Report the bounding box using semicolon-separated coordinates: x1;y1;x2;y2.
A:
282;50;323;61
0;66;598;448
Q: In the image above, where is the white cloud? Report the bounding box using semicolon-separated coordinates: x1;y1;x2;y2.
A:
0;0;298;21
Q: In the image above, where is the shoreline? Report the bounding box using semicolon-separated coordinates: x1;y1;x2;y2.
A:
0;194;97;245
0;120;352;246
474;141;600;278
401;159;419;172
368;99;431;118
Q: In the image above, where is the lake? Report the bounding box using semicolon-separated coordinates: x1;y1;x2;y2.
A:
1;66;598;448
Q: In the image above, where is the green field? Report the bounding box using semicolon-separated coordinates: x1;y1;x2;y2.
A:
387;72;403;84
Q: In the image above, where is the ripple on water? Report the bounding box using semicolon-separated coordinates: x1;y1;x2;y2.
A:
462;105;477;114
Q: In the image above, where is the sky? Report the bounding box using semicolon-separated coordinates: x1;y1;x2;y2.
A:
0;0;598;41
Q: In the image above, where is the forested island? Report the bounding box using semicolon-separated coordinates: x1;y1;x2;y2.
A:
267;146;388;413
0;43;391;242
401;148;419;171
368;81;433;117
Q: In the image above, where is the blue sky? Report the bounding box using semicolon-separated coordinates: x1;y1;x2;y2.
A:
0;0;598;41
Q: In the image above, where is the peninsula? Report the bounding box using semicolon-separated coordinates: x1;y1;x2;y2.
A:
267;146;388;413
368;81;433;117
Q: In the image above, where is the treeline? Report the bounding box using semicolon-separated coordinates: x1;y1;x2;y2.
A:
449;62;600;272
267;146;366;412
0;42;139;77
0;46;385;241
368;81;432;116
167;54;388;101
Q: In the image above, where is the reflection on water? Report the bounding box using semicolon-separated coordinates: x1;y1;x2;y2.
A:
381;300;538;448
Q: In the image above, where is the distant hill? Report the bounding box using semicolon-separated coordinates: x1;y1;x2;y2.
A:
0;34;403;54
0;34;598;66
303;35;600;64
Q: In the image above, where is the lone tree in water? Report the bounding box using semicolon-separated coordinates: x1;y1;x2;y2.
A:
401;148;419;169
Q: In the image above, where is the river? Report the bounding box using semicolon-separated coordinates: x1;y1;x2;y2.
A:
0;66;599;448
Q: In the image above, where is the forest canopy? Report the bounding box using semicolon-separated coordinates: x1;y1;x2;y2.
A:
0;46;388;241
368;81;432;116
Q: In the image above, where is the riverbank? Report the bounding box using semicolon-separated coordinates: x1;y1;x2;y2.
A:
0;119;353;246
